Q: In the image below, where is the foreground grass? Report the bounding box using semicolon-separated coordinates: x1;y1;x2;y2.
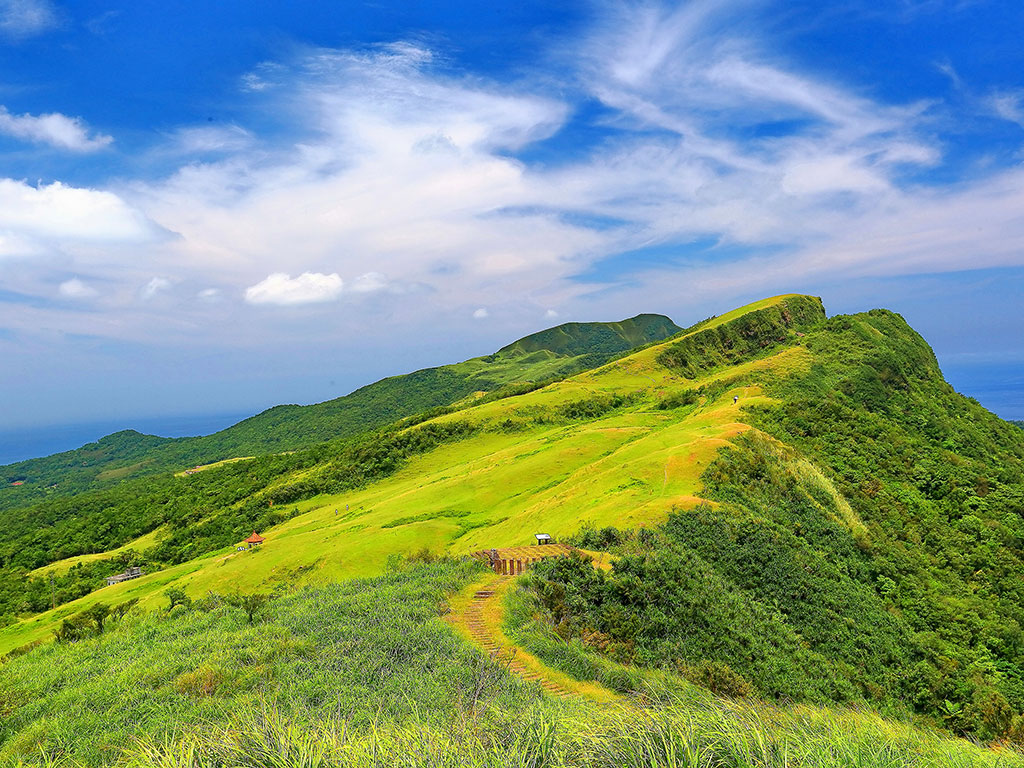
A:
0;559;537;766
115;692;1024;768
3;558;1019;767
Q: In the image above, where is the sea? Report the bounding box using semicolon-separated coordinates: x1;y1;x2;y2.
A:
0;412;253;466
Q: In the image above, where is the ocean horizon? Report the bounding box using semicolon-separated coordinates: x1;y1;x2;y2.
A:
0;412;254;466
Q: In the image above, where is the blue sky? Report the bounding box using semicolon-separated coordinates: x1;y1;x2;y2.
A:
2;0;1024;437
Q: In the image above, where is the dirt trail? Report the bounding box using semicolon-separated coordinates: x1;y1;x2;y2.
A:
449;572;617;702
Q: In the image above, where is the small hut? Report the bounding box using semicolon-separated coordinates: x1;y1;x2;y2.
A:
535;533;553;546
105;565;143;586
244;531;265;549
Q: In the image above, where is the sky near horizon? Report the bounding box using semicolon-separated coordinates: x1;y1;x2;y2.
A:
2;0;1024;432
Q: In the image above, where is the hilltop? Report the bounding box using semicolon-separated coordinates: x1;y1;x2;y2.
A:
0;313;681;510
2;293;1024;761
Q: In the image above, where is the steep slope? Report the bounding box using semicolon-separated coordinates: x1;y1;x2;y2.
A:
0;313;681;511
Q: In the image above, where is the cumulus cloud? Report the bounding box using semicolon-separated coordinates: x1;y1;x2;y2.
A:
0;0;57;39
473;307;489;319
245;272;344;306
58;278;98;299
0;106;112;151
0;179;153;242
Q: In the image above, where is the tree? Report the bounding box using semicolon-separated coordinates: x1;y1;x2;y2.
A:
227;592;271;624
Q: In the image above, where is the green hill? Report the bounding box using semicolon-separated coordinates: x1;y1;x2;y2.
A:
3;294;1024;756
0;313;681;511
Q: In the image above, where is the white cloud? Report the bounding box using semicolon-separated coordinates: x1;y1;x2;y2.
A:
0;0;57;39
0;106;112;151
0;179;156;242
8;2;1024;356
141;277;172;300
197;288;221;300
473;307;489;319
58;278;98;299
545;309;559;319
245;272;344;306
989;90;1024;129
168;124;253;154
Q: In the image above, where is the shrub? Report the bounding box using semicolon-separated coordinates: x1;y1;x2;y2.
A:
680;660;753;698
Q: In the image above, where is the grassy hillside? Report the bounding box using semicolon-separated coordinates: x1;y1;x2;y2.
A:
0;313;681;512
4;293;1024;748
1;557;1018;767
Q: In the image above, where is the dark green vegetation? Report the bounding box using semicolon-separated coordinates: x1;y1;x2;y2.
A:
0;313;681;512
656;295;824;378
526;308;1024;744
496;313;680;357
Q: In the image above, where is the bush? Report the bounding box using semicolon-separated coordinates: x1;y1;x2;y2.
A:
680;660;753;698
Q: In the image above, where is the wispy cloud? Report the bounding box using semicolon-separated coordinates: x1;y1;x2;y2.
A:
0;0;57;39
4;1;1024;353
988;90;1024;129
58;277;97;299
0;106;112;151
167;124;254;155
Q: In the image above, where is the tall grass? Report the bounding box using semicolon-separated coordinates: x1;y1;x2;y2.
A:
116;692;1024;768
0;559;536;766
5;559;1021;767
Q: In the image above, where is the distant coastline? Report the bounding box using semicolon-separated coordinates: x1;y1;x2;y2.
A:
0;412;252;466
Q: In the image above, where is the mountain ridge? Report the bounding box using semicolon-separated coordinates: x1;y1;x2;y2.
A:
0;312;681;510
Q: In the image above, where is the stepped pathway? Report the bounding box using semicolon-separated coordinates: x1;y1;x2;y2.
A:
449;572;618;702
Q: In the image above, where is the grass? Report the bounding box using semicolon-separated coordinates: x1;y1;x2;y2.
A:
62;683;1024;768
0;559;541;766
172;456;254;477
3;557;1018;768
0;296;814;655
27;529;166;579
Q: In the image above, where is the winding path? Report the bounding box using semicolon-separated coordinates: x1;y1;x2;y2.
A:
448;572;617;702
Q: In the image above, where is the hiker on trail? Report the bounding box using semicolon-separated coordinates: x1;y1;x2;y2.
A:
733;395;739;404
